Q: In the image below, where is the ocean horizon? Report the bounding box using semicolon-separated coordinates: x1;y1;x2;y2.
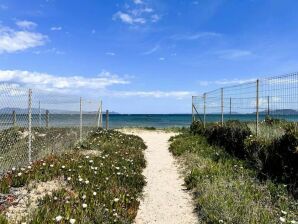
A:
1;113;298;129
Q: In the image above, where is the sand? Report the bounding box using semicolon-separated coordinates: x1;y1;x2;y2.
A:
122;130;199;224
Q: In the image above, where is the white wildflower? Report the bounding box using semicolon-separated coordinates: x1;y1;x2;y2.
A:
93;192;97;196
82;203;87;208
114;198;119;202
69;219;76;224
280;217;286;223
281;210;287;215
55;215;63;222
17;172;22;177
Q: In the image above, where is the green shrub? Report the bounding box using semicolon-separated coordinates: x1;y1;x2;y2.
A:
204;121;252;158
190;121;205;135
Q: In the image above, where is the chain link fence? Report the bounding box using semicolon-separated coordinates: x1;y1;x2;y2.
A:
0;84;105;175
192;72;298;135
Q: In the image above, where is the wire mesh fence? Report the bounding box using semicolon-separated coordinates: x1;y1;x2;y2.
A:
192;72;298;134
0;84;105;175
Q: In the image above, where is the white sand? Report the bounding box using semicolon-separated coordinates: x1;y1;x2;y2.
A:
123;130;199;224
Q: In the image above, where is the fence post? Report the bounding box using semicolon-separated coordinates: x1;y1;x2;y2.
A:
28;89;32;163
80;97;82;142
203;93;206;128
106;110;109;130
256;79;259;136
38;101;41;127
229;97;232;120
267;96;270;116
97;100;103;128
12;110;16;127
221;88;224;126
45;110;49;128
99;100;102;128
192;96;195;122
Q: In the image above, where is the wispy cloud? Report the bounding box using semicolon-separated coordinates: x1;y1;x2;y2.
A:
33;48;65;55
198;78;257;86
112;90;193;99
0;70;130;92
113;11;146;25
113;1;160;25
133;0;143;4
215;49;253;59
159;57;165;61
0;4;8;10
172;32;221;41
51;26;62;31
16;20;37;30
106;52;116;56
142;45;159;55
0;26;47;54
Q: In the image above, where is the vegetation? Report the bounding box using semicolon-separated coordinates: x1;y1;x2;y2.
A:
0;129;146;223
0;126;88;173
169;133;298;223
190;120;298;197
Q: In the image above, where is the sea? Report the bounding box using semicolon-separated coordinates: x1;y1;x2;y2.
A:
1;114;298;129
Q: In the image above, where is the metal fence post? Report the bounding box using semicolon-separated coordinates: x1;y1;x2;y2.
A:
12;110;16;127
203;93;206;128
106;110;109;130
97;100;103;128
256;79;259;136
229;97;232;120
192;96;195;122
221;88;224;126
46;110;49;128
38;101;41;127
80;97;82;142
267;95;270;116
28;89;32;163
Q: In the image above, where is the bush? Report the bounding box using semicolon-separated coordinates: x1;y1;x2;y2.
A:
190;121;205;135
244;123;298;197
204;121;252;158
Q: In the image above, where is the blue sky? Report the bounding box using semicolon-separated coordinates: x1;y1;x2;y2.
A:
0;0;298;113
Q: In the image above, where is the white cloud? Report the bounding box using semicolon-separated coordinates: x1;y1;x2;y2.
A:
198;78;257;86
113;90;193;99
151;14;160;22
51;26;62;31
113;11;146;24
172;32;221;40
0;70;130;92
106;52;116;56
16;20;37;30
133;0;143;4
0;26;47;53
142;45;159;55
159;57;165;61
113;2;160;26
216;49;253;59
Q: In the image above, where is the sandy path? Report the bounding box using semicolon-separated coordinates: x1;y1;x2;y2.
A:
123;130;198;224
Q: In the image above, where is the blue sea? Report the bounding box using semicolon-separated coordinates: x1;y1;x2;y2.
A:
1;114;298;129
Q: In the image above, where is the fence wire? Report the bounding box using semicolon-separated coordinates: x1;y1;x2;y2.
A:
192;72;298;133
0;84;104;175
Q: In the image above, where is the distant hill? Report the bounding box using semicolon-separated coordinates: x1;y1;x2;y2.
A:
258;109;298;115
0;107;119;115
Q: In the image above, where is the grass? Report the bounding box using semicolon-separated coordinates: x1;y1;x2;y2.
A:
0;128;146;223
0;126;96;174
169;133;298;224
